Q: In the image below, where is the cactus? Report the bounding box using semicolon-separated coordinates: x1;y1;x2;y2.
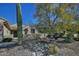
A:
16;3;23;44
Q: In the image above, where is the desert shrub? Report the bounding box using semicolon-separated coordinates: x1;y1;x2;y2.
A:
63;32;74;43
48;44;59;55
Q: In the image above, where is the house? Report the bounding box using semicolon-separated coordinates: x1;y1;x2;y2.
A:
24;26;39;35
0;17;13;42
10;24;25;38
0;17;47;42
10;24;39;36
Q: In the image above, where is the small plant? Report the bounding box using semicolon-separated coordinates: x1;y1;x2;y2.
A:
48;44;59;55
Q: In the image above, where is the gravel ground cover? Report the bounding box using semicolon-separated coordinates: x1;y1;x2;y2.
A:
56;41;79;56
0;46;33;56
0;38;79;56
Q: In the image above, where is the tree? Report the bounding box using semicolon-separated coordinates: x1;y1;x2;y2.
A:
35;4;75;34
16;3;23;44
35;4;79;42
35;4;56;34
51;4;78;33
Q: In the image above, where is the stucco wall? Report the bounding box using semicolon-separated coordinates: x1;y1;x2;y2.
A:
3;26;13;38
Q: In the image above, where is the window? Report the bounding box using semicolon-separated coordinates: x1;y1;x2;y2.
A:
31;28;35;33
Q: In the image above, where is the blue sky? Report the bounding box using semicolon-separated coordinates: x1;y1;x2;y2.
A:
0;3;37;25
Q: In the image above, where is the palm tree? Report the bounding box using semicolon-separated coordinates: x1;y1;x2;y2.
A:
16;3;23;44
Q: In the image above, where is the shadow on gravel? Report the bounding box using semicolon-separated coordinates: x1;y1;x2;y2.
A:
0;42;17;48
56;40;72;43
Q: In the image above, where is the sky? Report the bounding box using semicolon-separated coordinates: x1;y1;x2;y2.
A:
0;3;79;26
0;3;37;25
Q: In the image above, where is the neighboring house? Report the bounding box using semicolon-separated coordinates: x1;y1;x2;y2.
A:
24;26;48;38
0;17;13;42
24;26;39;35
